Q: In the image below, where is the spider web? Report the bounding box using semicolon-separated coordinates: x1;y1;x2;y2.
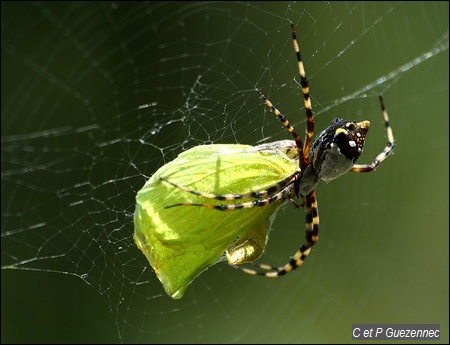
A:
2;2;449;343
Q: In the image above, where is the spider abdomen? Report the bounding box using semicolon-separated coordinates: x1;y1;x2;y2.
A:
314;143;356;183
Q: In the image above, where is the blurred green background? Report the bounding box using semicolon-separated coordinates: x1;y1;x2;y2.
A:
2;2;448;343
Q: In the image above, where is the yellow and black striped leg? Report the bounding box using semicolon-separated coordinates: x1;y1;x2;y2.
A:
351;96;395;173
235;190;319;277
256;89;305;165
256;22;314;171
161;174;301;211
160;173;298;202
291;22;314;167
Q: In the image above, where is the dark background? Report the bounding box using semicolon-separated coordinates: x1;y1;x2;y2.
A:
2;2;448;343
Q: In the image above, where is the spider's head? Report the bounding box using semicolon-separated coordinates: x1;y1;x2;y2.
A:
333;119;370;161
310;118;370;183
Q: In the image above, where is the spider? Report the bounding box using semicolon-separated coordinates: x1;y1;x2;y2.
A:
161;22;395;278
